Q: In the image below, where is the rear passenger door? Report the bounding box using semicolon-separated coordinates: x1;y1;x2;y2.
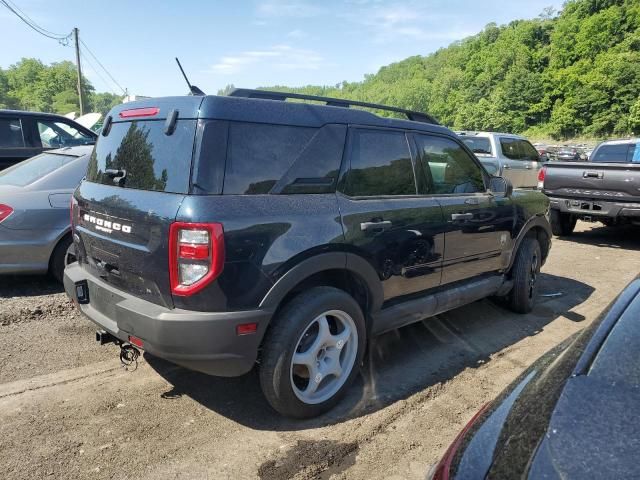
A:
337;127;445;303
498;137;529;187
413;133;514;285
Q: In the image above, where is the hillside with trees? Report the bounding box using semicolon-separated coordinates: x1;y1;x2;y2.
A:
0;58;122;116
244;0;640;140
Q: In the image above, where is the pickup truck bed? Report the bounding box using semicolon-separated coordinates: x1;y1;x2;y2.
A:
542;160;640;235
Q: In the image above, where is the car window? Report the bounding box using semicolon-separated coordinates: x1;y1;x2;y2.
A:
0;152;77;187
223;122;317;194
499;138;537;161
520;140;540;161
416;135;485;194
591;144;632;163
37;120;94;148
345;128;416;197
631;143;640;163
0;118;25;148
87;120;196;194
461;137;492;155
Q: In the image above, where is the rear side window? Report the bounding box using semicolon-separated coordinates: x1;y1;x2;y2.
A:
0;152;76;186
416;135;485;194
591;144;632;163
223;123;317;194
86;120;196;193
344;129;415;197
0;118;25;148
461;137;492;155
499;138;539;161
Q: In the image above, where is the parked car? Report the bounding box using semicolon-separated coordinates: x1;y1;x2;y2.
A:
64;90;551;418
541;138;640;235
555;147;582;162
0;109;97;170
430;274;640;480
456;131;545;189
0;145;91;281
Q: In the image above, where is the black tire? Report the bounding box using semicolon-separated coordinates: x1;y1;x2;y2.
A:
507;237;542;314
259;286;366;418
550;210;576;236
50;235;76;283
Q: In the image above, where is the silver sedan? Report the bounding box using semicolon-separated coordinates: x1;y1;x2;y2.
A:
0;145;91;282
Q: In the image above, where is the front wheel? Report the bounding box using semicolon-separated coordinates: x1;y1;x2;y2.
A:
259;287;366;418
550;210;576;236
507;237;541;314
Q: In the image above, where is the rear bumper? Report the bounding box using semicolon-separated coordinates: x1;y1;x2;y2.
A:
63;263;273;377
548;197;640;219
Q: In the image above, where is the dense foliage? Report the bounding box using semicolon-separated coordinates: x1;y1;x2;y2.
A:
0;58;122;116
224;0;639;140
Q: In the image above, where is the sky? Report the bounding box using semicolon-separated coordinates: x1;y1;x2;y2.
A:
0;0;564;97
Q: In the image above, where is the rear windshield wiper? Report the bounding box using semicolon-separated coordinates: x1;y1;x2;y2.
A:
105;168;127;186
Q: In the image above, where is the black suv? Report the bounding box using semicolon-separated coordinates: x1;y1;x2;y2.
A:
0;109;97;170
64;90;551;418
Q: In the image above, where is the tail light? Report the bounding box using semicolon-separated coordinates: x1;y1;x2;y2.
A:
431;402;491;480
169;222;224;296
0;204;13;223
537;166;546;189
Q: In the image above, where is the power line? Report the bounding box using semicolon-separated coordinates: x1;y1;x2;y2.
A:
4;0;68;37
80;39;127;95
0;0;71;44
80;49;117;95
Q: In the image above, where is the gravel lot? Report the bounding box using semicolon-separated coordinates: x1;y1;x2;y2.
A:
1;222;638;480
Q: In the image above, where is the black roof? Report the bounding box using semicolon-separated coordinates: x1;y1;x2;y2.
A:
108;92;452;136
0;109;78;119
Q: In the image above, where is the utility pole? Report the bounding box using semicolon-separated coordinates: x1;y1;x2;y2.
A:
73;27;85;115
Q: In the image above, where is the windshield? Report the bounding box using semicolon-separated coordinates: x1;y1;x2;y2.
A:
461;137;492;155
0;152;77;187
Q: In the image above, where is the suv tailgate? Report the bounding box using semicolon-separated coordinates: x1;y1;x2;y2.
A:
74;99;202;308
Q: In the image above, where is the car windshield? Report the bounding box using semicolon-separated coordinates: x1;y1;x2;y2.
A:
0;152;77;187
461;137;492;155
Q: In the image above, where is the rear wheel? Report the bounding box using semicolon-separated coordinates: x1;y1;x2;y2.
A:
50;235;77;283
507;237;541;314
259;287;366;418
550;210;576;236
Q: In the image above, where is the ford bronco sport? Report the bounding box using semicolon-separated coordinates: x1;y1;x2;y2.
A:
64;90;552;418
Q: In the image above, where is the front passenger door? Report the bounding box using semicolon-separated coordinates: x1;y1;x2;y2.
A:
414;134;514;285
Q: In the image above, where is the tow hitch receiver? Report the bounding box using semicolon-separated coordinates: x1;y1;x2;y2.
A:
96;330;119;345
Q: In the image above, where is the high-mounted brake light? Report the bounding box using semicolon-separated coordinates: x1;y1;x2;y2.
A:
0;204;13;223
537;166;546;189
169;222;224;296
118;107;160;119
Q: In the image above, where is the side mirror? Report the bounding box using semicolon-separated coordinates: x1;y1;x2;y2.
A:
489;176;513;198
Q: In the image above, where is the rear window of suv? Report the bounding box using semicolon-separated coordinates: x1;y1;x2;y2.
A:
86;120;197;193
591;143;636;163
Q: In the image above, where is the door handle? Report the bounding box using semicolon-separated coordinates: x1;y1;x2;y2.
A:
503;164;511;169
451;213;474;221
525;165;533;169
360;220;392;231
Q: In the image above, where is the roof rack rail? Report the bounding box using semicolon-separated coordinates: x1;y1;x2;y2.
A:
228;88;439;125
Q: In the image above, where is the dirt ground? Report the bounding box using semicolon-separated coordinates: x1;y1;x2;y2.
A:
1;222;638;480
